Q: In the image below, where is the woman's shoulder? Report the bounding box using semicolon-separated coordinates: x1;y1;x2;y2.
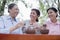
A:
24;20;30;23
24;20;30;25
44;19;60;25
44;19;51;24
57;20;60;25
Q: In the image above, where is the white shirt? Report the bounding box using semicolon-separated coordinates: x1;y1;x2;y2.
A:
0;15;22;34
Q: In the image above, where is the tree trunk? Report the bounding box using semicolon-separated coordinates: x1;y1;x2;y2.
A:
58;0;60;15
0;0;6;16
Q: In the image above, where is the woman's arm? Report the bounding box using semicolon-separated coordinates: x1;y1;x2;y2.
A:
9;21;24;33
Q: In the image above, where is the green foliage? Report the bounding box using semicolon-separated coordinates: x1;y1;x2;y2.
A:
0;0;27;16
0;0;59;23
0;0;6;16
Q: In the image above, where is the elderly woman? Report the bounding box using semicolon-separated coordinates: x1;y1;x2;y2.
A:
0;3;21;34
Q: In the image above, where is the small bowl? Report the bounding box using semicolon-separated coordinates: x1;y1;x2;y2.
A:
40;29;49;34
25;29;35;34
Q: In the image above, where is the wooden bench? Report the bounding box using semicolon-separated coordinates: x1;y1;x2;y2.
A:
0;34;60;40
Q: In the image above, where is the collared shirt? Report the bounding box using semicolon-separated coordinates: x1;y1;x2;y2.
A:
45;19;60;35
0;15;22;34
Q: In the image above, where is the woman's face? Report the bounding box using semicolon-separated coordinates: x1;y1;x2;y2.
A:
9;5;19;18
47;9;57;20
30;10;38;21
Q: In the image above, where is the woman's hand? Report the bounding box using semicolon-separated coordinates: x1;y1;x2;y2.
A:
40;24;49;34
9;21;24;33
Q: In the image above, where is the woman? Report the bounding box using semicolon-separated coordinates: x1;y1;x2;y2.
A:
0;3;20;34
44;7;60;35
10;9;40;34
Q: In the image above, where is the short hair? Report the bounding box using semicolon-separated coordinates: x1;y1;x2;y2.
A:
47;7;58;17
47;7;57;13
8;3;17;12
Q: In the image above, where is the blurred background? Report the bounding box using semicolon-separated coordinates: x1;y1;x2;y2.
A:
0;0;60;24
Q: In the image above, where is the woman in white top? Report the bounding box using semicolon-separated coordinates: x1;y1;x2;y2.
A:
10;9;41;34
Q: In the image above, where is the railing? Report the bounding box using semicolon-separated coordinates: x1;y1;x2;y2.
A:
0;34;60;40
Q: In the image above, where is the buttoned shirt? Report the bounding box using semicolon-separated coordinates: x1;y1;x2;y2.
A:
0;15;22;34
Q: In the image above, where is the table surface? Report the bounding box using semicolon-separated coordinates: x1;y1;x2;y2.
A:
0;34;60;40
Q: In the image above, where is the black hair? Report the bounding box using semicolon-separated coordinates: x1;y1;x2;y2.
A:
47;7;58;17
32;9;40;22
8;3;17;12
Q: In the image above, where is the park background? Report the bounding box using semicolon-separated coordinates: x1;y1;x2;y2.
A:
0;0;60;25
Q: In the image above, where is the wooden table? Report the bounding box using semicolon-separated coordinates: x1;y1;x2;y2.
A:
0;34;60;40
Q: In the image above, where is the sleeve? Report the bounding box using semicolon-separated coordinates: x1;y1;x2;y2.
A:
0;16;9;34
43;21;50;29
0;17;4;29
21;20;29;34
21;20;27;33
